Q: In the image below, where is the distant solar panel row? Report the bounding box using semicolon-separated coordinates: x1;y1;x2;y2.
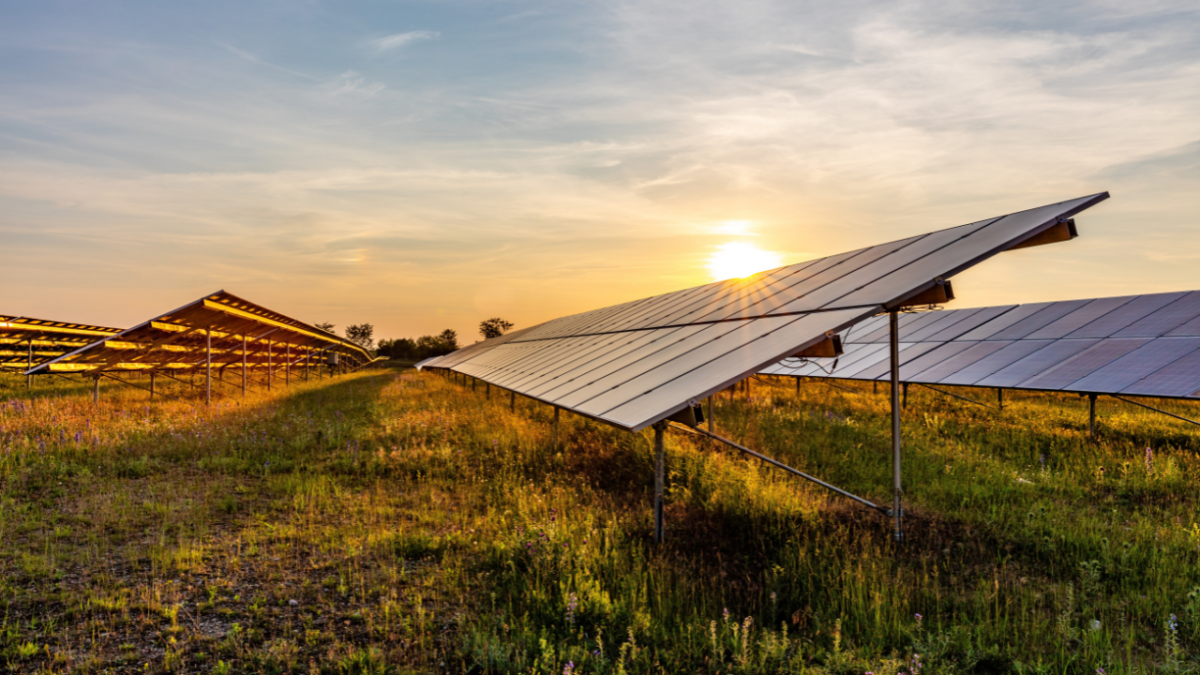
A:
1;315;122;370
420;193;1109;430
24;290;374;376
760;291;1200;400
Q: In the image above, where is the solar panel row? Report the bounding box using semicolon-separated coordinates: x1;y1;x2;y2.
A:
761;291;1200;399
1;315;122;370
24;290;375;378
421;193;1110;431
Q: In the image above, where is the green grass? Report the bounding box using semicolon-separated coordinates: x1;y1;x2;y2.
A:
1;367;1199;674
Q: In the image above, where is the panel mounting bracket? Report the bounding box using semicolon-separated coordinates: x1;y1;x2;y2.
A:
1007;217;1078;251
790;333;844;359
895;278;955;309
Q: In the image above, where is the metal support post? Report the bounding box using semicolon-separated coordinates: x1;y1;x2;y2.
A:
796;377;800;397
93;375;100;404
206;326;212;406
510;390;515;411
27;339;33;389
472;377;475;392
707;396;714;433
241;335;247;396
487;382;490;399
997;389;1004;410
889;309;904;543
150;371;155;399
902;382;908;409
745;377;751;403
654;421;666;544
874;380;878;395
1088;394;1098;440
267;341;272;390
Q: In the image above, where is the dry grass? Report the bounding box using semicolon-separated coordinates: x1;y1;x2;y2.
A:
2;368;1199;674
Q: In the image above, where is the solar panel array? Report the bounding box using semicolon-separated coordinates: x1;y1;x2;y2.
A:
761;291;1200;400
1;315;122;370
419;193;1109;431
25;290;374;377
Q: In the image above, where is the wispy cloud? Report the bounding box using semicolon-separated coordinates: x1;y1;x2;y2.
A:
370;31;440;52
215;42;318;80
328;71;385;98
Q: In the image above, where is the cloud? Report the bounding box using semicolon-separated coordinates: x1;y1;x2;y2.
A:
215;42;318;80
1;0;1198;336
328;71;385;98
370;31;440;52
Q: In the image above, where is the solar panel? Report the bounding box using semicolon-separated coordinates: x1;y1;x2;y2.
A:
1119;347;1200;397
893;342;982;380
765;341;888;378
421;193;1109;431
857;311;943;344
1067;338;1200;393
1024;296;1136;340
694;239;923;324
763;290;1200;401
829;343;892;375
26;291;374;377
975;340;1100;388
828;200;1097;310
1012;339;1149;390
904;308;985;342
987;300;1092;340
907;341;1011;384
841;314;890;342
954;303;1053;341
1064;293;1186;338
921;305;1017;343
1;315;122;370
1112;292;1200;338
935;340;1041;386
1167;315;1200;337
832;343;898;378
585;312;867;427
850;342;946;381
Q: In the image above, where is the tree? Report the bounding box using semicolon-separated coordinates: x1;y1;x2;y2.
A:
378;330;458;362
315;322;336;334
379;337;417;360
479;317;514;340
437;329;459;351
346;323;375;350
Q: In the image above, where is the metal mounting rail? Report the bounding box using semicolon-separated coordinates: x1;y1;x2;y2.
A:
668;422;888;515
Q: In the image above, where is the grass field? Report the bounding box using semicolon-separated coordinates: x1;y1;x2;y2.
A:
2;366;1199;674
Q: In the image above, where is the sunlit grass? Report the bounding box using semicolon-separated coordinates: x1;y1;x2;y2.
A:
1;368;1199;673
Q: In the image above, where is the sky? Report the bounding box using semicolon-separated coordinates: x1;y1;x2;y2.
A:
1;0;1197;344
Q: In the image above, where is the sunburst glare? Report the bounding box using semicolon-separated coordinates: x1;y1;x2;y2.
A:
707;242;784;281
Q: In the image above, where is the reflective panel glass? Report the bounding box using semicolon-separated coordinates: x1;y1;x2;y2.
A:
1016;339;1149;390
1070;338;1200;393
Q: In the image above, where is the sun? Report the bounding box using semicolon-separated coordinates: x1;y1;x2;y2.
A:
707;242;784;281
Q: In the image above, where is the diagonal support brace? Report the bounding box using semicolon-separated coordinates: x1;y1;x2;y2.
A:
913;382;999;410
669;423;888;515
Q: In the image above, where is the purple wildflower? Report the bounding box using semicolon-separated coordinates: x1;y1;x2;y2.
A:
566;593;579;626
